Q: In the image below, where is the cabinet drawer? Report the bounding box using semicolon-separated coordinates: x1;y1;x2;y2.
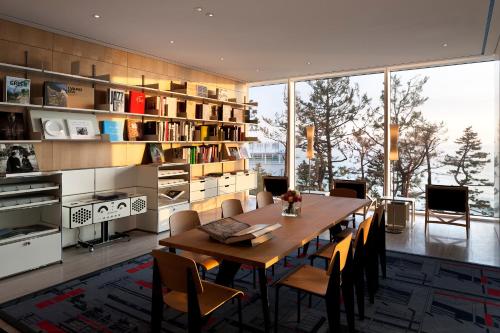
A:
236;173;255;191
218;184;236;195
158;202;190;228
190;187;218;202
190;178;218;191
219;175;236;186
0;232;61;279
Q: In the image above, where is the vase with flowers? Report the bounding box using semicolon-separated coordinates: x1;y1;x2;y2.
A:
281;189;302;217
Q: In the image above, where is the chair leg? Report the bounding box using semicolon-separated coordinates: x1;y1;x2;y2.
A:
237;296;243;333
271;265;275;277
342;275;356;333
325;285;341;332
274;286;280;333
355;265;365;320
297;290;301;323
316;236;319;249
253;268;256;288
302;242;310;256
284;256;288;267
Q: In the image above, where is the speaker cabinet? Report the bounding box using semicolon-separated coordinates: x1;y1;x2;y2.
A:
62;203;93;229
131;195;147;215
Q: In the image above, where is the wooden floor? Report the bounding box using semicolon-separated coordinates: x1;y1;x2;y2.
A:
0;199;499;332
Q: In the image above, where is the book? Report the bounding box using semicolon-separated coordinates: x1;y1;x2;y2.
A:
66;84;94;109
199;217;281;245
5;76;30;104
148;143;164;164
0;143;39;175
109;88;125;112
126;119;141;141
44;82;68;107
160;190;185;200
101;120;124;142
128;91;145;114
0;112;25;140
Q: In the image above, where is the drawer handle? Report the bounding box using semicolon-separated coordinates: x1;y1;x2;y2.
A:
225;185;229;187
200;180;205;183
22;241;31;246
200;189;205;192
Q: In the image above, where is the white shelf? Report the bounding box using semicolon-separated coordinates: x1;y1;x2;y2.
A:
158;199;189;209
0;186;59;197
0;226;59;246
0;199;59;212
158;181;189;189
0;140;42;143
158;172;189;178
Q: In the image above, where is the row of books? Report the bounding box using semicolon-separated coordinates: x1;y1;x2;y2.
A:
170;146;221;164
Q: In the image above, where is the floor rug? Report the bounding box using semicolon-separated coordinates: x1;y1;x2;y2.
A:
1;245;500;333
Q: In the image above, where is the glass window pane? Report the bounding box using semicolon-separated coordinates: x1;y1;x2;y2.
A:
390;61;499;217
294;73;385;198
248;84;288;193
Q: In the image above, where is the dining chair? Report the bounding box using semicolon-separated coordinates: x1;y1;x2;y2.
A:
310;216;374;319
374;204;387;281
256;191;274;209
170;210;220;279
262;176;288;197
151;250;244;332
274;234;355;333
221;199;244;218
330;187;358;229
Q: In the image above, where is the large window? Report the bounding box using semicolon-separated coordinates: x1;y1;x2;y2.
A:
247;84;288;193
294;73;384;198
390;62;499;217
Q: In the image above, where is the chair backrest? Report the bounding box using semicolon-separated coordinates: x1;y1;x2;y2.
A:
262;176;289;197
426;184;469;213
256;191;274;209
374;204;385;228
170;210;201;236
354;216;373;249
221;199;244;218
327;233;352;275
333;179;367;199
152;250;203;294
330;187;357;198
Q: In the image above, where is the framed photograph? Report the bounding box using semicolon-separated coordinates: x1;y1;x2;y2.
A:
0;144;39;175
148;143;165;164
66;119;96;140
41;118;68;140
109;88;125;112
223;143;241;161
0;112;25;140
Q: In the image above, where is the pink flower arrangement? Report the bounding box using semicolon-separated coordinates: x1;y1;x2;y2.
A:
281;189;302;203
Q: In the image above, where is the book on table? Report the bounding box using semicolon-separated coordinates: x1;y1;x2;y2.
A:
199;217;281;245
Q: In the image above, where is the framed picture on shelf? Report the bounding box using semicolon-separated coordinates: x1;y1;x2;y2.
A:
223;143;241;161
109;88;125;112
0;144;39;176
148;143;165;164
66;119;97;140
0;112;25;140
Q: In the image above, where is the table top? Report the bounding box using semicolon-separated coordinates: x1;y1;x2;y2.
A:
159;195;370;268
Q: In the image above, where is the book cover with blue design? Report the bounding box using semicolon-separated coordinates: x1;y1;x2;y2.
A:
101;120;124;142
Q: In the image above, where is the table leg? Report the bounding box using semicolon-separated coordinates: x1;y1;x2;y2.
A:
151;259;164;332
215;260;241;286
258;267;271;333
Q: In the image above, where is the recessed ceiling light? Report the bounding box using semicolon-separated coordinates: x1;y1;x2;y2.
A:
206;12;214;17
442;42;448;47
194;7;203;12
306;61;311;65
256;69;260;72
169;40;175;44
92;14;101;19
220;57;224;61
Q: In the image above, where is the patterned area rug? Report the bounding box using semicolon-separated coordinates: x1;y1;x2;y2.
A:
1;245;499;333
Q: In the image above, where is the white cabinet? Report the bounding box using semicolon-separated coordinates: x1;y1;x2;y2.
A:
190;178;218;202
236;171;257;192
0;232;61;279
158;202;190;232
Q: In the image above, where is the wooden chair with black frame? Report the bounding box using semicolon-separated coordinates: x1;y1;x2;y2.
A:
256;190;274;209
332;179;376;225
151;250;244;333
425;184;470;238
273;234;356;333
262;176;289;197
169;210;220;280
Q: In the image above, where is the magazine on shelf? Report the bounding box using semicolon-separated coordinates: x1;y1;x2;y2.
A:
199;217;281;245
160;190;185;200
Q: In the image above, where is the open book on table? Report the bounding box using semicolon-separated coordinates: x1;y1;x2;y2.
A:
199;217;281;245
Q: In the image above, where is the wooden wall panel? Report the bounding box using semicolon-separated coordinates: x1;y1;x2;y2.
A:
0;18;248;172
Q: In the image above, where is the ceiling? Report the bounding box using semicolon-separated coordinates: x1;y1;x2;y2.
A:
0;0;498;83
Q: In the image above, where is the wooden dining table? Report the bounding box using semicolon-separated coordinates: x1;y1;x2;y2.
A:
152;194;371;332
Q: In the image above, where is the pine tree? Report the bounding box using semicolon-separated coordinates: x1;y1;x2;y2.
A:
443;126;493;215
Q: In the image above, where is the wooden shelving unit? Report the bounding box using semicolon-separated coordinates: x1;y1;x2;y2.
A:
0;62;255;109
